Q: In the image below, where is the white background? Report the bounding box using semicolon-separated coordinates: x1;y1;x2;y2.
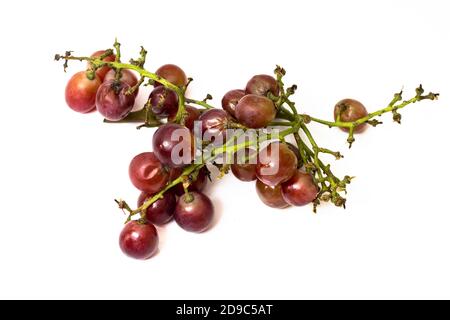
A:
0;0;449;299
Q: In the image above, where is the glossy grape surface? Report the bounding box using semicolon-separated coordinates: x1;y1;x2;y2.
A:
334;98;368;133
138;191;176;225
174;192;214;233
129;152;170;194
155;64;187;87
221;89;246;118
281;170;318;206
152;123;193;168
235;94;276;128
256;142;298;187
255;180;289;209
96;81;135;121
65;71;102;113
119;221;159;260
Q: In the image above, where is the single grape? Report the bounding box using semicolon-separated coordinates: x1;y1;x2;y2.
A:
89;50;116;81
198;109;230;144
174;192;214;233
152;123;193;168
104;69;139;96
255;180;289;209
119;221;159;260
96;81;136;121
221;89;246;118
65;71;102;113
256;142;298;187
155;64;187;87
231;148;257;182
138;191;176;225
334;98;368;133
235;94;276;128
245;74;279;96
149;86;179;118
168;105;201;131
281;170;318;206
129;152;170;194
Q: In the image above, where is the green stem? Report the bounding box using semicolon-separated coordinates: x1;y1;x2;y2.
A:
269;121;295;127
185;98;214;109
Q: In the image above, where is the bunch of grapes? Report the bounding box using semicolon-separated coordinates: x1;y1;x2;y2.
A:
56;40;439;260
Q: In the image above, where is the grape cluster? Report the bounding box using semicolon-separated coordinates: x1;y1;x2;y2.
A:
57;41;439;260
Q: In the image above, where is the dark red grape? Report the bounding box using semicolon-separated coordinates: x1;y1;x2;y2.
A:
119;221;158;260
174;192;214;233
231;148;257;182
245;74;279;96
65;71;102;113
96;81;136;121
89;50;116;81
138;191;176;225
104;69;139;96
221;89;246;118
149;86;179;118
198;109;230;143
334;99;368;133
153;123;193;168
256;142;298;187
255;180;289;209
235;94;276;128
155;64;187;87
281;170;318;206
129;152;170;194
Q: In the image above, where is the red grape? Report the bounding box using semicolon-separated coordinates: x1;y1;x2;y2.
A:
231;148;257;182
334;99;368;133
198;109;230;144
65;71;102;113
256;142;298;187
96;81;136;121
245;74;279;96
149;86;179;118
104;69;139;96
89;50;116;81
221;89;246;118
235;94;276;128
138;191;176;225
129;152;170;194
281;170;318;206
155;64;187;87
119;221;158;260
153;123;193;168
255;180;289;209
174;192;214;233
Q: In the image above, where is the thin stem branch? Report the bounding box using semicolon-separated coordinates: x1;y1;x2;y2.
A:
185;98;214;109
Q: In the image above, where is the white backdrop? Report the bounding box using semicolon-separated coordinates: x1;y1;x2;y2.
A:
0;0;449;299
